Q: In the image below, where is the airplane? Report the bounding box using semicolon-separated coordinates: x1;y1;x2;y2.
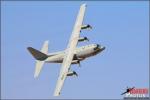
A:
27;3;105;96
121;87;135;95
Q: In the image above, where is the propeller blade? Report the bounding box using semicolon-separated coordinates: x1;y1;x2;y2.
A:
73;71;78;77
84;37;89;41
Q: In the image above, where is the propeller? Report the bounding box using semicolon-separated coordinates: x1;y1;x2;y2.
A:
87;24;92;29
84;37;89;41
73;71;78;77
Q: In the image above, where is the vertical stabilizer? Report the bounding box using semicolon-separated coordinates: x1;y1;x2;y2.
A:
34;40;49;78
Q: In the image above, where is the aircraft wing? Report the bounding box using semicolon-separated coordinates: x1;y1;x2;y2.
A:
54;4;87;96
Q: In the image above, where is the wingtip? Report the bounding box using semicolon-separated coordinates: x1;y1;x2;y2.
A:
81;3;87;7
27;47;32;51
34;73;39;78
53;92;60;96
45;40;49;44
34;75;38;78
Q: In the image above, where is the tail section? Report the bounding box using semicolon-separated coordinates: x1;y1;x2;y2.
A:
34;60;45;78
27;40;49;78
27;47;48;61
40;40;49;55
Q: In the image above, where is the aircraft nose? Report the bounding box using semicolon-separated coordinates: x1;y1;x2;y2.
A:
101;46;105;51
94;44;105;51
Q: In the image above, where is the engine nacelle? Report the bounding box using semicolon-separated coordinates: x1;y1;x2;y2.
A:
81;24;92;30
67;71;78;76
72;60;79;64
78;37;89;42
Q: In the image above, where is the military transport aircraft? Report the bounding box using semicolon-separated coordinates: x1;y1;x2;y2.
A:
27;4;105;96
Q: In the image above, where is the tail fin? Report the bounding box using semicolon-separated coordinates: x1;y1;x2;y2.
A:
27;40;49;78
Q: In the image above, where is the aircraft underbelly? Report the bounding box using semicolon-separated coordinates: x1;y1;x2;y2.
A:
45;49;96;63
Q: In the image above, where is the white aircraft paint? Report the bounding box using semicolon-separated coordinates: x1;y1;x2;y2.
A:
27;3;105;96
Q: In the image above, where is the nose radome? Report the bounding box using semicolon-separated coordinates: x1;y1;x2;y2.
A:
101;46;106;50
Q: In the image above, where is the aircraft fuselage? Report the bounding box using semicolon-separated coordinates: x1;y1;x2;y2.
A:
45;44;105;64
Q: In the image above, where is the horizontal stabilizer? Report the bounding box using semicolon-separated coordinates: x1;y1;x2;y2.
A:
27;47;48;61
27;41;49;78
34;60;45;78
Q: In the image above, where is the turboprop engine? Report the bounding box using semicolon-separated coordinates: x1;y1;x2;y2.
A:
81;24;92;30
78;37;89;42
67;71;78;77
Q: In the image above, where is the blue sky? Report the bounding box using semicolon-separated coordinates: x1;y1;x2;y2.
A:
1;1;149;99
